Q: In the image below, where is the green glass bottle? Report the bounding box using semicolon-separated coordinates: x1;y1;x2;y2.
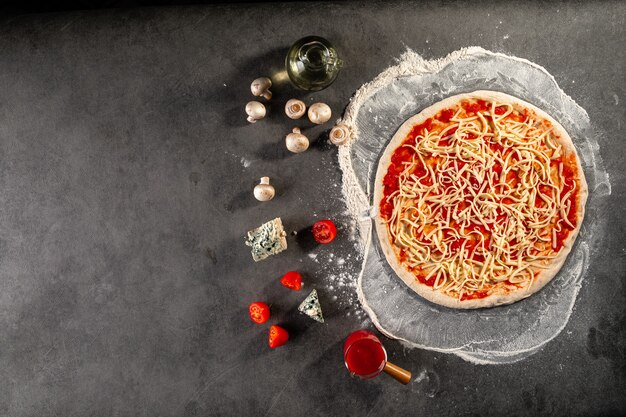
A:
285;36;343;91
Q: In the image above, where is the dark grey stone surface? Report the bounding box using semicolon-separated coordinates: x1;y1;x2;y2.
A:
0;2;624;416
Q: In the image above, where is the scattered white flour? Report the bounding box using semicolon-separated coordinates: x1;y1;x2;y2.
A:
328;271;356;290
336;46;611;364
311;238;370;326
223;151;254;169
411;369;440;397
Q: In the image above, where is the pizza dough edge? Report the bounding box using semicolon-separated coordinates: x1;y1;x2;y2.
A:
372;90;589;309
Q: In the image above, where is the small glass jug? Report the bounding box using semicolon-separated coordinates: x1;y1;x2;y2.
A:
285;36;343;91
343;330;412;384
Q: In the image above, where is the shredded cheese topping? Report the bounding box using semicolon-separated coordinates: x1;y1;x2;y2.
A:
380;99;579;300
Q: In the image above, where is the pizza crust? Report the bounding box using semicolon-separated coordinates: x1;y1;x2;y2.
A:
373;90;588;309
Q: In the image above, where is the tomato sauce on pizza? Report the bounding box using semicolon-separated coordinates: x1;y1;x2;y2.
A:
376;92;587;307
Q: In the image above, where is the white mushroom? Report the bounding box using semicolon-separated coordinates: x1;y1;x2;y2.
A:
285;127;309;153
254;177;275;201
250;77;272;100
285;99;306;119
245;101;266;123
308;103;332;124
329;124;351;146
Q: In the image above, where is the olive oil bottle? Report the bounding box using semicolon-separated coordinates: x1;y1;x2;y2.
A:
285;36;343;91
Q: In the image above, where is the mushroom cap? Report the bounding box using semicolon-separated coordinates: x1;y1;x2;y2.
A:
245;101;266;118
254;177;275;201
251;77;272;98
329;124;351;146
285;128;310;153
285;99;306;119
308;102;332;125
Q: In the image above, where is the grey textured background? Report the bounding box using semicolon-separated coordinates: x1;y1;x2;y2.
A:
0;2;624;416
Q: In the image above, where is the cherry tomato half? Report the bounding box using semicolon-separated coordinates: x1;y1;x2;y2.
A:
312;220;337;244
248;302;270;324
268;325;289;349
280;271;302;291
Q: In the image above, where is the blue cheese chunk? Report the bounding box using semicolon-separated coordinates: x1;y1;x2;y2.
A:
298;289;324;323
245;217;287;262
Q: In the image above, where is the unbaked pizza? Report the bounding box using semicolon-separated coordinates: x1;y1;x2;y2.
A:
374;91;588;309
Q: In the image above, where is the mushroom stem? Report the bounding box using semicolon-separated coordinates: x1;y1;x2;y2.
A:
285;99;306;119
329;124;351;145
